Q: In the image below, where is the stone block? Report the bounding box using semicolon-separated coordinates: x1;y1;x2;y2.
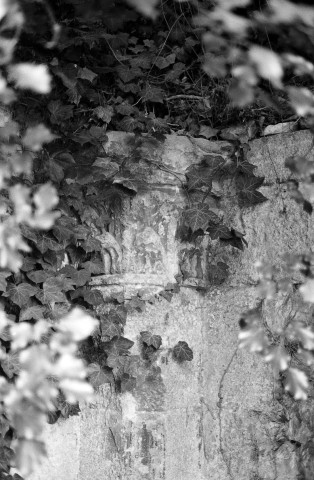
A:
248;129;314;184
31;130;313;480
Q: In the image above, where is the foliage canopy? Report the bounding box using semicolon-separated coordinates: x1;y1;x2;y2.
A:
1;0;314;477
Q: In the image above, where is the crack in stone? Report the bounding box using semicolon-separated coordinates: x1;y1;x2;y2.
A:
217;347;238;480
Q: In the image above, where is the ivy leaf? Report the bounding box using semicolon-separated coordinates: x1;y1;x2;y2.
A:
0;445;13;472
172;341;193;362
101;320;122;341
73;225;90;240
52;224;73;243
36;234;64;254
220;228;248;251
236;175;267;206
236;160;256;176
155;53;176;70
27;270;50;284
140;331;162;350
126;296;146;313
284;367;308;400
83;289;103;306
107;353;128;373
109;306;127;326
82;260;105;274
0;272;11;292
303;200;313;215
60;266;90;287
93;106;113;123
141;84;165;103
20;306;46;321
116;66;142;83
20;225;38;244
82;236;102;253
60;402;80;419
89;126;107;143
184;203;220;232
103;336;134;355
4;283;38;308
48;100;74;124
47;411;61;425
87;363;114;388
72;269;91;287
185;165;213;191
40;278;67;303
21;257;37;272
206;224;232;240
2;352;20;378
77;67;98;83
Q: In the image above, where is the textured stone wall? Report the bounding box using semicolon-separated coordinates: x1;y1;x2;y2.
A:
30;130;314;480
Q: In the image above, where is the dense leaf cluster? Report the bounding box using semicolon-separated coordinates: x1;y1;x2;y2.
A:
3;0;314;477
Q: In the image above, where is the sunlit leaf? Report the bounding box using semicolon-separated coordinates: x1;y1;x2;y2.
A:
8;63;51;93
238;322;268;352
264;346;290;373
59;378;94;403
22;124;58;152
300;279;314;303
288;87;314;116
284;367;308;400
34;184;59;213
293;323;314;350
13;439;46;477
249;46;283;87
126;0;159;19
58;307;98;341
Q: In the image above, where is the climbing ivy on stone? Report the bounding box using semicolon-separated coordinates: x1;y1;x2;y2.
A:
2;0;314;477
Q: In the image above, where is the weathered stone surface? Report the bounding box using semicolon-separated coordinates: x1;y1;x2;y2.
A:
263;122;298;136
30;416;80;480
248;129;314;183
31;130;314;480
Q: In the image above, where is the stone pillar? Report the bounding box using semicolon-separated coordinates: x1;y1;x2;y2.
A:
31;129;314;480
